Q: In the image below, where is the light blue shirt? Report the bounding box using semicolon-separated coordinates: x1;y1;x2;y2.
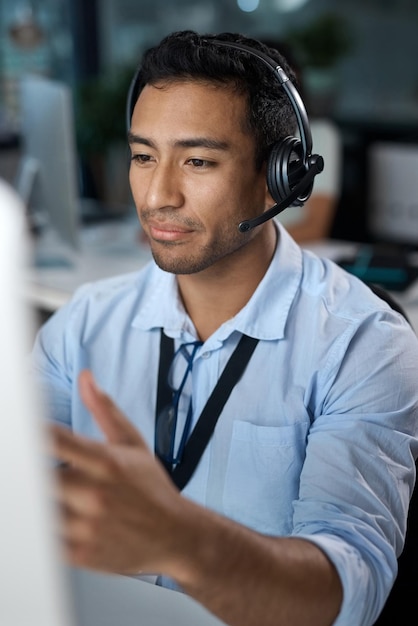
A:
32;224;418;626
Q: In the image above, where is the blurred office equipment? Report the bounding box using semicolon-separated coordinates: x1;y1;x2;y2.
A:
16;73;80;252
0;177;73;626
14;73;135;268
336;243;418;293
368;142;418;248
332;142;418;292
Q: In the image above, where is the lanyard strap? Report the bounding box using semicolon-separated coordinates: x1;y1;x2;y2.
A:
156;330;259;490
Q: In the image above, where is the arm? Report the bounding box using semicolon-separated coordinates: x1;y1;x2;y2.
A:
51;370;342;626
285;193;337;243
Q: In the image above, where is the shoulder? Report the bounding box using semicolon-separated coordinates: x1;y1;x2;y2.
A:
300;250;414;336
73;269;145;303
41;262;160;336
68;269;147;313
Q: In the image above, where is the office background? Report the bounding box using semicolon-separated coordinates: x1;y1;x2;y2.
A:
1;0;418;243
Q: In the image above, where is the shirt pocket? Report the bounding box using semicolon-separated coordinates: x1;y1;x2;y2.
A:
223;420;308;535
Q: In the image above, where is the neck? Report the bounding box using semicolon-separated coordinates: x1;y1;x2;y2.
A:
177;224;277;341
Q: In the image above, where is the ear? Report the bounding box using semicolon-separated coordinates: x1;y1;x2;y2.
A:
264;180;275;208
260;160;275;208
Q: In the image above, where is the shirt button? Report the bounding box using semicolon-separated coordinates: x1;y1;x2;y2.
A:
201;351;211;359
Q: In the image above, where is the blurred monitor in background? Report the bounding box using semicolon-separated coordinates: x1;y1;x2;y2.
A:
15;74;81;251
14;74;134;268
368;142;418;249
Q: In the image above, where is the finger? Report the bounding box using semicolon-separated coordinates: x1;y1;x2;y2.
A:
78;370;146;447
49;423;112;479
53;464;106;516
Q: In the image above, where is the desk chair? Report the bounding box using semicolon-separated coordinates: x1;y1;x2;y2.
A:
368;282;411;325
374;463;418;625
367;284;418;625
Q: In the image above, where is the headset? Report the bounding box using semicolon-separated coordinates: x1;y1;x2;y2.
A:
126;38;324;233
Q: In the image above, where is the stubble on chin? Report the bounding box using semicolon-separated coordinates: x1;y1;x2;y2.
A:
149;228;251;276
150;245;215;275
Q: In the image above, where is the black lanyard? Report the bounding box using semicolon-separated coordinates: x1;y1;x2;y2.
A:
156;330;259;490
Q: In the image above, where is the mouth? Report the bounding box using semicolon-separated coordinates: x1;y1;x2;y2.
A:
147;221;194;242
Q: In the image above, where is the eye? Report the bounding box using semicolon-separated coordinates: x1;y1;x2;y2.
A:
131;153;153;164
188;158;213;168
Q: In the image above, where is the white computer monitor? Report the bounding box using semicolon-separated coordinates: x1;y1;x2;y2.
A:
368;142;418;247
0;176;226;626
0;177;73;626
16;73;80;250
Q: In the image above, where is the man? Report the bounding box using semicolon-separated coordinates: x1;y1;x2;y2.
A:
33;31;418;626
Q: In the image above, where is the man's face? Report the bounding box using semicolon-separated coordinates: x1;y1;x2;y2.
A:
128;80;272;275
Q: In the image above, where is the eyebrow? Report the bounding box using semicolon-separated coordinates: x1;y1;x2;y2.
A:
127;132;229;151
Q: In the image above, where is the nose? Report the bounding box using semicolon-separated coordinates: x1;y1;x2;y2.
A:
132;160;184;211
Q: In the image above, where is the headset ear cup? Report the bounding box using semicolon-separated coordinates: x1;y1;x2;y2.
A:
267;136;313;206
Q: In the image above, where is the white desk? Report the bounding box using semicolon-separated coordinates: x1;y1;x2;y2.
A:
26;218;152;312
25;223;418;333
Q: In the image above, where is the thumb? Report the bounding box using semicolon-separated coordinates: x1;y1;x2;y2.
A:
78;369;145;446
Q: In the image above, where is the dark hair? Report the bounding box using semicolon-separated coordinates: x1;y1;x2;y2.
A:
129;30;298;169
258;37;306;103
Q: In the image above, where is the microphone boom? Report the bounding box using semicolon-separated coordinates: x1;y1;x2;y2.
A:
238;155;324;232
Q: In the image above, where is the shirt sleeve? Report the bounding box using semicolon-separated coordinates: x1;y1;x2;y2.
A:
31;284;91;428
293;309;418;626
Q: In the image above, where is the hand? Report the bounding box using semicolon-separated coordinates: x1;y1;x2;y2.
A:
50;370;183;575
51;371;343;626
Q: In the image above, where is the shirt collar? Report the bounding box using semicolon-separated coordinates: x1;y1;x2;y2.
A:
133;222;303;343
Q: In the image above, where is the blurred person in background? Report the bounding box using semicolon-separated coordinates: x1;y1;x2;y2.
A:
261;38;342;243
